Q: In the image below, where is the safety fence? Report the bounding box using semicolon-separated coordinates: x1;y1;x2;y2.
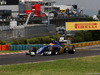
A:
0;41;100;51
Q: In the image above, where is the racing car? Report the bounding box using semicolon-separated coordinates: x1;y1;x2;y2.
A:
26;41;75;56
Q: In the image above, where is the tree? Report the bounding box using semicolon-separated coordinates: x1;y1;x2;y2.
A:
72;31;93;43
97;10;100;20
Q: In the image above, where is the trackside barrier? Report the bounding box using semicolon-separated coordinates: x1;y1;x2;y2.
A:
0;45;1;51
1;45;9;51
9;44;46;51
9;45;31;51
71;41;100;48
0;41;100;51
64;41;100;48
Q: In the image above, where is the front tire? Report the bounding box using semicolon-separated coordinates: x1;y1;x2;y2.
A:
26;52;30;55
29;47;36;56
68;45;75;54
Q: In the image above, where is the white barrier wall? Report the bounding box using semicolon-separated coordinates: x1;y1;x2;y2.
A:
0;5;19;17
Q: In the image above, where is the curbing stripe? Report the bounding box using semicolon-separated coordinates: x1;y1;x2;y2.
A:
0;51;27;56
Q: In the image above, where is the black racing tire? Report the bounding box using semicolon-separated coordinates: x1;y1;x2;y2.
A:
29;47;36;52
29;47;36;56
68;45;75;54
26;52;30;55
64;48;67;53
51;47;56;55
30;51;36;56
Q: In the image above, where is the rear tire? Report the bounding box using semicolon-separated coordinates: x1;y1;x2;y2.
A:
68;45;75;54
51;47;56;55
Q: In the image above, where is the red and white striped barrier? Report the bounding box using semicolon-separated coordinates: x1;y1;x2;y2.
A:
0;51;27;56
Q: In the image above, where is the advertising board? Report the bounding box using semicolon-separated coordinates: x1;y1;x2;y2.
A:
65;21;100;31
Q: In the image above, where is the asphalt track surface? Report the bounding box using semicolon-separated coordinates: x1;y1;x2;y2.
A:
0;45;100;65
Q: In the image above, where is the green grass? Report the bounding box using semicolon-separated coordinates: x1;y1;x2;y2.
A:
0;55;100;75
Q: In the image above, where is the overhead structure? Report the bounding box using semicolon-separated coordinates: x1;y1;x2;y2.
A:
65;21;100;31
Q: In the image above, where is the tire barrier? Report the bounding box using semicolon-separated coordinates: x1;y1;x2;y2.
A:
9;44;46;51
0;41;100;51
1;45;9;51
9;45;27;51
0;45;1;51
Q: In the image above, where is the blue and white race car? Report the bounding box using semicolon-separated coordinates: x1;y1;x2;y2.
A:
26;41;75;56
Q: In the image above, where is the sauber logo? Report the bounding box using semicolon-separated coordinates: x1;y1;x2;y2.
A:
75;23;97;29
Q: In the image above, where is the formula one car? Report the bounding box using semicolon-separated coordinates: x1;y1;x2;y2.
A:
26;41;75;56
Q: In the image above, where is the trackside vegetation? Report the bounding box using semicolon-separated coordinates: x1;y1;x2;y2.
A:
0;40;6;45
10;35;60;45
72;30;100;43
0;55;100;75
10;30;100;45
10;30;100;44
1;30;100;45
